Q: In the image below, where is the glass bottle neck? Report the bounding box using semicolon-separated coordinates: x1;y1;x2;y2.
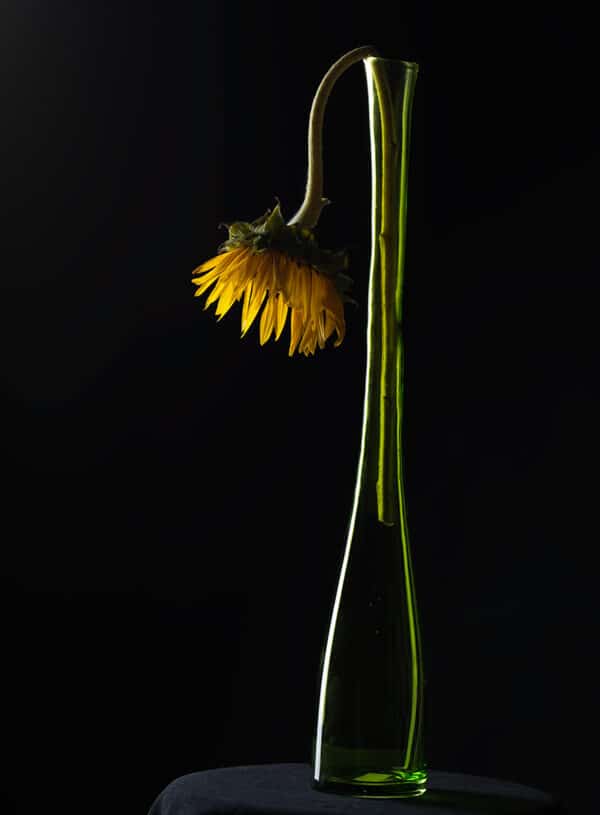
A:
359;58;418;526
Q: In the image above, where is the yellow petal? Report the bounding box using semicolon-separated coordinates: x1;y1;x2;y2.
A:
191;252;228;275
192;248;243;276
192;267;225;296
241;282;267;336
215;279;237;319
192;248;251;292
279;259;303;309
301;267;312;316
241;253;271;334
200;249;248;307
299;319;318;356
274;251;297;296
317;310;327;348
259;294;276;344
288;308;304;356
293;263;307;310
324;310;335;341
241;280;254;333
330;308;345;346
274;294;288;341
204;275;229;309
230;252;258;298
333;319;345;346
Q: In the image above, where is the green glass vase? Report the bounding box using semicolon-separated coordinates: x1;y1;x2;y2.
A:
312;57;425;798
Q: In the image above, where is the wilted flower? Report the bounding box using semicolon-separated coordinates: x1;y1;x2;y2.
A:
192;204;352;356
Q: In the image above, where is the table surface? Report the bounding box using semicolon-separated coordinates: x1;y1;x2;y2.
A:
147;762;566;815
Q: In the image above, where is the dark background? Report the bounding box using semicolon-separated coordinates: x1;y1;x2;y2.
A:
2;2;598;814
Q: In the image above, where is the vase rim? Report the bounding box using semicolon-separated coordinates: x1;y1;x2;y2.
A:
365;56;419;72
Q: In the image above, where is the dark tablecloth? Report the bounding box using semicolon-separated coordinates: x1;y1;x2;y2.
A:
147;762;565;814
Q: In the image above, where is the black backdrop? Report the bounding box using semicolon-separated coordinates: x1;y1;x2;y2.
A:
3;3;598;814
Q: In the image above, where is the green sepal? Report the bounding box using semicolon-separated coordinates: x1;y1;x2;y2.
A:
218;203;352;298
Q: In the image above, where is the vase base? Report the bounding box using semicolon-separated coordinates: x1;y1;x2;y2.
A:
314;770;427;799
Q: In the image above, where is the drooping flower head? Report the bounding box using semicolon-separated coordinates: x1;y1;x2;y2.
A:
192;46;378;357
192;203;352;357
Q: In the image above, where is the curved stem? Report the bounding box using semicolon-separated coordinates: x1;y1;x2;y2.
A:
287;45;379;229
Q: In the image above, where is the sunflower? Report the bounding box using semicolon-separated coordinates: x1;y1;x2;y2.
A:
192;204;352;357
